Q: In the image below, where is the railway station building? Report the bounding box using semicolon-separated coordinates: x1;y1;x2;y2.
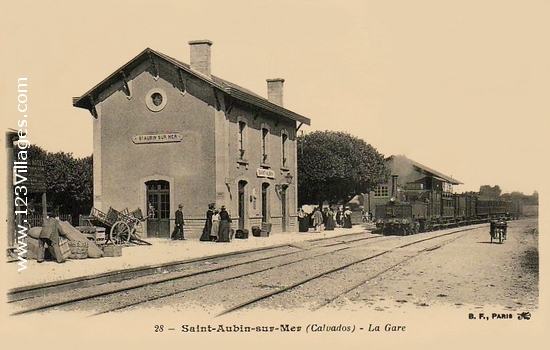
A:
73;40;310;238
366;155;462;216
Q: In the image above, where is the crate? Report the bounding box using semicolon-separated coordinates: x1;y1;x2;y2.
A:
102;244;122;257
68;240;88;259
59;238;71;260
77;226;106;245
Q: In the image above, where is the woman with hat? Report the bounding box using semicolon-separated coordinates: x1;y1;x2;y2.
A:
217;205;232;242
199;203;215;242
343;206;353;228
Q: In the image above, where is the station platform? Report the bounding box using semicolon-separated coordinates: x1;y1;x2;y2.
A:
5;225;369;290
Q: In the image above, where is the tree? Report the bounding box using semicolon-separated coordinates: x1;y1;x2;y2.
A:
27;145;93;222
297;131;388;205
479;185;502;199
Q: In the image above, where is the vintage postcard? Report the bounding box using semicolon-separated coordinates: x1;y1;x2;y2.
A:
1;1;548;349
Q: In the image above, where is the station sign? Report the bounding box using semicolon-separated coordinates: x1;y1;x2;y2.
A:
133;132;183;144
256;168;275;178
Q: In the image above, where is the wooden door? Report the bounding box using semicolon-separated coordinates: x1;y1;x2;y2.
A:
146;180;170;238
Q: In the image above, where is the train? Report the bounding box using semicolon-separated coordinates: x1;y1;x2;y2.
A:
374;175;523;235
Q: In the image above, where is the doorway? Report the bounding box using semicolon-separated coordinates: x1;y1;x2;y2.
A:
281;185;287;232
238;180;247;230
261;182;269;223
146;180;170;238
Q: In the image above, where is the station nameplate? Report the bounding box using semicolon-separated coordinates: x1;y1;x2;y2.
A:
133;132;183;144
256;168;275;178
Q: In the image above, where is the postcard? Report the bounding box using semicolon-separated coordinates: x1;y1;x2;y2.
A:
1;1;547;349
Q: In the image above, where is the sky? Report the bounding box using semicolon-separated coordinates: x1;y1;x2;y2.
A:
2;0;549;195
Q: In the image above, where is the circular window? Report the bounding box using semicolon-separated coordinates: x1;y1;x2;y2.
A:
145;88;167;112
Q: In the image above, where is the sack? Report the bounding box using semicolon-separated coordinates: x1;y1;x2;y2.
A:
28;227;42;239
59;221;103;258
68;240;88;259
59;237;71;260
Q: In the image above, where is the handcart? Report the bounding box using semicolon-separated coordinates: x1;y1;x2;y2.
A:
490;219;507;244
83;207;151;245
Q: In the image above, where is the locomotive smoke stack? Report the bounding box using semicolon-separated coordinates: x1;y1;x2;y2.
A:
391;175;398;199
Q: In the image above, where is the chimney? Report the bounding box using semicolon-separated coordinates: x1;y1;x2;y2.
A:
189;40;213;77
266;78;285;106
391;175;398;199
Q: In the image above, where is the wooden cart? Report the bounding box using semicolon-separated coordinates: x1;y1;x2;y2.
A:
84;207;151;245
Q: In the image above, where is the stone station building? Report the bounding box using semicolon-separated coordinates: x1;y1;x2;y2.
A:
73;40;310;238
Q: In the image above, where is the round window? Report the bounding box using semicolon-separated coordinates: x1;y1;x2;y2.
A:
145;88;167;112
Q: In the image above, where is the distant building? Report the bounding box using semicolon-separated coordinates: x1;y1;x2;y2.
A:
365;155;462;216
73;40;310;238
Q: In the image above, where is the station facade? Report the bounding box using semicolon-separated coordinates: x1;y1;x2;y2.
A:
73;40;310;238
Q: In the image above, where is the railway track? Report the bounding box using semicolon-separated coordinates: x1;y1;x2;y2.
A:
9;230;389;315
216;226;476;315
9;225;483;316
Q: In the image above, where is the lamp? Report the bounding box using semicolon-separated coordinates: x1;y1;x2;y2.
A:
275;173;293;195
284;173;293;185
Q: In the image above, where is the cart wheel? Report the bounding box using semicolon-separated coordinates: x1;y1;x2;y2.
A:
111;221;131;244
499;230;503;244
133;221;143;239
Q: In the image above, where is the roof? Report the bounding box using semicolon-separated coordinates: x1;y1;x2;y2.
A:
73;48;310;125
388;155;462;185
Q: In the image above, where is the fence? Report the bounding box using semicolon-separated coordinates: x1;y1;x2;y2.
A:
26;214;73;228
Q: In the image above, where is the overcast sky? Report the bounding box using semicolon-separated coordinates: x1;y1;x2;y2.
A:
2;0;548;195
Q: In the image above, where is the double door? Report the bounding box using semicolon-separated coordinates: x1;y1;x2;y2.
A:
146;180;170;238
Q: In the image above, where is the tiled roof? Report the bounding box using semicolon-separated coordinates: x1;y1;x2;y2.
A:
73;48;310;125
388;155;462;185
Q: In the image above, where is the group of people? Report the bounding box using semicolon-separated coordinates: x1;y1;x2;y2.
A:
171;203;233;242
298;206;353;233
199;203;233;242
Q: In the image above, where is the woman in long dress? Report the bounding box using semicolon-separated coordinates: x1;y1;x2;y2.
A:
210;209;220;242
298;208;309;232
325;207;335;230
217;206;232;242
199;203;214;241
343;207;353;228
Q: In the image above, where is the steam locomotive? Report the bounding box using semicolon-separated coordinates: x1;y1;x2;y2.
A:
374;175;522;235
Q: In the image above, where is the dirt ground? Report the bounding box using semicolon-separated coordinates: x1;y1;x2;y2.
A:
343;218;539;313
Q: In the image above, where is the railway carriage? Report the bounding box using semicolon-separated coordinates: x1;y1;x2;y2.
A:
369;156;522;236
374;176;520;235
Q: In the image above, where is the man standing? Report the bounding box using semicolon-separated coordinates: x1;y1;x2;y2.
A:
171;204;185;240
37;215;66;263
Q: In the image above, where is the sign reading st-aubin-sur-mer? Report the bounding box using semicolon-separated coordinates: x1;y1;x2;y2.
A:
133;132;183;144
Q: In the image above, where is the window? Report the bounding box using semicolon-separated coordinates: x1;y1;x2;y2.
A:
145;88;167;112
238;121;246;160
374;185;389;198
261;127;268;164
281;131;288;168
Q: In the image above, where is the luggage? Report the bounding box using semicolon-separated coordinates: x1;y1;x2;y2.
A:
251;226;261;237
235;229;249;239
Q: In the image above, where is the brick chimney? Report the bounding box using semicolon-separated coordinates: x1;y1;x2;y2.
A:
189;40;213;77
266;78;284;107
